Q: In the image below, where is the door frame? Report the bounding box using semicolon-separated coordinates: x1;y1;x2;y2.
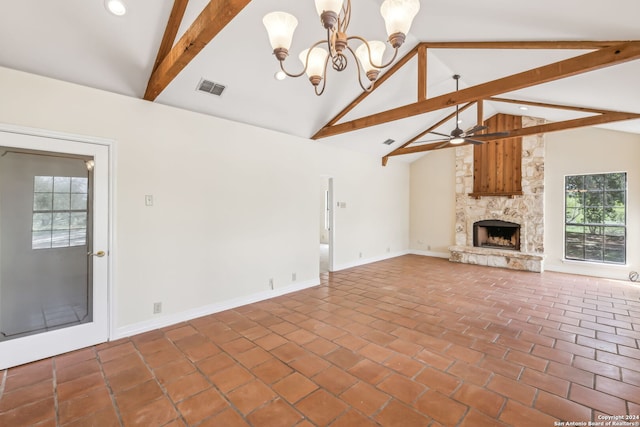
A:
0;123;115;365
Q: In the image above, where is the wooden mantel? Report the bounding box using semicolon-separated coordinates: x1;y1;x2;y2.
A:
469;114;523;198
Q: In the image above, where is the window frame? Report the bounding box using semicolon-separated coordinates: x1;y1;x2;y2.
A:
564;171;627;265
32;175;89;250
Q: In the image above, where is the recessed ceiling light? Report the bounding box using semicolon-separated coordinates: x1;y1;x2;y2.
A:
274;71;286;81
105;0;126;16
519;106;529;111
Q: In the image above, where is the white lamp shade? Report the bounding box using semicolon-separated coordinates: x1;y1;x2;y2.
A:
314;0;344;16
355;41;386;72
299;47;329;78
380;0;420;36
263;12;298;50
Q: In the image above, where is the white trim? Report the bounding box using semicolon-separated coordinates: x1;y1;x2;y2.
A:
0;123;113;147
112;278;321;340
546;262;631;281
408;249;450;259
332;250;410;272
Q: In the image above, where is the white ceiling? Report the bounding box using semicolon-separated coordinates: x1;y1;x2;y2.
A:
1;0;639;163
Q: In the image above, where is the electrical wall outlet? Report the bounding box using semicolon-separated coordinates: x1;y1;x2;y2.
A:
145;195;154;206
153;302;162;314
359;252;363;258
292;273;296;281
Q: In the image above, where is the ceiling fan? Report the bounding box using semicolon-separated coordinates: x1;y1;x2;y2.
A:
414;75;509;148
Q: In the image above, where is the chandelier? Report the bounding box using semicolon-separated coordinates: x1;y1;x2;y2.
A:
263;0;420;95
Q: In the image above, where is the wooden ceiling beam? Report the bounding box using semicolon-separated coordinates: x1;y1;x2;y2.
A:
487;97;615;115
417;44;427;101
419;41;632;49
313;41;640;139
150;0;189;74
144;0;252;101
386;111;640;157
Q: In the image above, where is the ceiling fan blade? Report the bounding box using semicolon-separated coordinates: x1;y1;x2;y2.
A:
464;124;488;135
464;138;486;145
412;138;448;145
436;141;451;149
428;131;452;138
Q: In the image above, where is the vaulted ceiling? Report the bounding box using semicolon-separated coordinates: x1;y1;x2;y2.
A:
1;0;639;164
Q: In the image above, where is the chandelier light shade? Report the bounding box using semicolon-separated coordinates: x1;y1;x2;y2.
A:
380;0;421;46
263;0;420;95
355;41;386;80
263;12;298;55
314;0;344;16
299;47;329;86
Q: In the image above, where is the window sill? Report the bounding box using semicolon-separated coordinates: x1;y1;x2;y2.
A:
561;258;629;269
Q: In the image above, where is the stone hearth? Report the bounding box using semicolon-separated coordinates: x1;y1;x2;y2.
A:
450;117;545;272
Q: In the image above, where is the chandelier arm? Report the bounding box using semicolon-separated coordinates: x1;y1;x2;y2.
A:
326;28;337;59
278;40;328;79
345;45;374;92
348;36;400;69
341;0;351;33
314;54;330;96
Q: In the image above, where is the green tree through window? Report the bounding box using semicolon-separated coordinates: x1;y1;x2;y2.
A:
565;172;626;264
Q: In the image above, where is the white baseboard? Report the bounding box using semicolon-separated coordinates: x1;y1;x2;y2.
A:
111;278;320;340
408;249;450;259
332;250;410;272
546;262;633;282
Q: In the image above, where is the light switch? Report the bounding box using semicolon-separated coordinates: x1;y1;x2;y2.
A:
145;195;153;206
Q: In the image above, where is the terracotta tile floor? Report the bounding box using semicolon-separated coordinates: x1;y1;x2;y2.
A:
1;255;639;426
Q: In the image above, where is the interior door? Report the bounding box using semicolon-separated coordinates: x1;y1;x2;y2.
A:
0;128;110;369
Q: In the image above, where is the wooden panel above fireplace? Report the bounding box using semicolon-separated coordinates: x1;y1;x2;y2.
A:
470;113;523;198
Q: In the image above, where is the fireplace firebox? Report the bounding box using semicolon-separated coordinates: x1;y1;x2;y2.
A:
473;220;521;251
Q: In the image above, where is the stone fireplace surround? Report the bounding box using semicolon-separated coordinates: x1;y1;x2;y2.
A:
449;117;545;272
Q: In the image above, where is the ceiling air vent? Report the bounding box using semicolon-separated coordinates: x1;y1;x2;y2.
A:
382;138;395;145
196;79;226;96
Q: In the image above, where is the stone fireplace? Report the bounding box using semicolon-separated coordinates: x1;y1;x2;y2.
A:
449;116;545;272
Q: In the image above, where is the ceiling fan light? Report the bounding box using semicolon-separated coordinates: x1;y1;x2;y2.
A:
355;41;386;73
380;0;420;38
314;0;344;16
450;137;465;145
299;47;329;80
263;12;298;51
105;0;126;16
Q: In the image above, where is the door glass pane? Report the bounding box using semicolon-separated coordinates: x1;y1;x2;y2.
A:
0;148;93;341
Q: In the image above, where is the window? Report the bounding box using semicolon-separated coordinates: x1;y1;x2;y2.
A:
565;172;626;264
32;176;88;249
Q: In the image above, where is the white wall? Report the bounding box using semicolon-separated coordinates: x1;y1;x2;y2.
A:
0;66;410;336
545;127;640;280
409;148;456;257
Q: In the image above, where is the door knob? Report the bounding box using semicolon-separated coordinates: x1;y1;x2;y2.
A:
88;251;106;257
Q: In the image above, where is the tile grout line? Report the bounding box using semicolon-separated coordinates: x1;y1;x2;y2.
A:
96;348;125;427
52;359;59;426
0;369;6;400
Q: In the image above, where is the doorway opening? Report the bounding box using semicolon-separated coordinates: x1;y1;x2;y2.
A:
320;177;334;273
